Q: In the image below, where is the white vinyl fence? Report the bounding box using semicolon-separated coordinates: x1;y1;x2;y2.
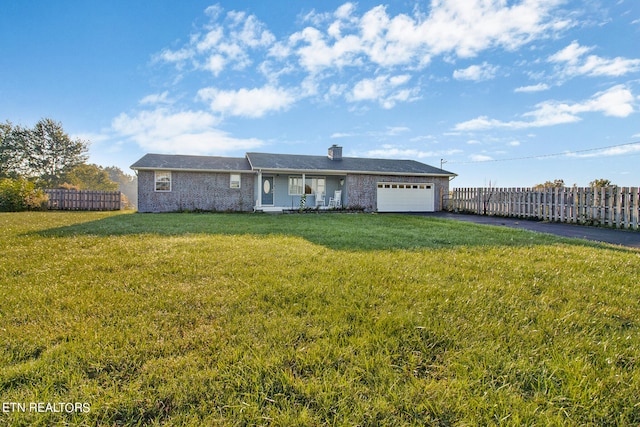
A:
450;187;640;230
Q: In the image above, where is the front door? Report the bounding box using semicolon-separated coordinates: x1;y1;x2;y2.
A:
262;176;274;205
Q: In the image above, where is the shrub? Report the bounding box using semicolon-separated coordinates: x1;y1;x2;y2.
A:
0;178;48;211
58;182;81;190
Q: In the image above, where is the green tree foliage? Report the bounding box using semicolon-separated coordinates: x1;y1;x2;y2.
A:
62;164;119;191
0;119;88;186
589;178;614;188
0;121;12;177
0;121;28;178
28;119;89;186
0;178;48;211
533;179;565;189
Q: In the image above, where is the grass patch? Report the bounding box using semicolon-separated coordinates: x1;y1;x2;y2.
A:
1;211;639;426
35;211;579;250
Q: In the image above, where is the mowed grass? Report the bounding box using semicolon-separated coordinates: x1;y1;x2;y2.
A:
1;212;639;426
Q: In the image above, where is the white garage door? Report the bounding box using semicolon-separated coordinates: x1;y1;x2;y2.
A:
377;182;435;212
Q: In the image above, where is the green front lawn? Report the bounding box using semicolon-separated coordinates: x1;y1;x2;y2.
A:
1;212;639;426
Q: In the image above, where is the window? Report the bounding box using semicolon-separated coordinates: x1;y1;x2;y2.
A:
306;177;326;196
289;176;325;195
230;174;241;189
289;177;304;195
155;171;171;192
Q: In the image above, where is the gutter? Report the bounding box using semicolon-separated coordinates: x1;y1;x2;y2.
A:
130;167;253;174
252;168;457;177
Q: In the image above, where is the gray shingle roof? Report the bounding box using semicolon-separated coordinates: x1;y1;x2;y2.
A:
130;152;456;176
246;152;455;176
130;153;251;172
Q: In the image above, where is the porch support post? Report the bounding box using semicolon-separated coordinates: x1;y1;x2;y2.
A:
257;170;262;208
302;173;306;196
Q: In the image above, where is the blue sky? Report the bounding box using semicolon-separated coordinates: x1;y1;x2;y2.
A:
2;0;639;187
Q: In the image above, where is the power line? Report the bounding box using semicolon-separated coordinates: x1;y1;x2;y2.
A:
447;140;640;165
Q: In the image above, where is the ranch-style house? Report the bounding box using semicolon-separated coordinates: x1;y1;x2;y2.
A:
130;145;456;213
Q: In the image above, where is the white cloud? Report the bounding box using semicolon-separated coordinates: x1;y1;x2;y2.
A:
526;85;636;121
72;132;111;145
204;4;222;19
156;47;193;66
157;7;275;76
230;12;276;48
548;40;591;63
349;74;418;108
111;108;263;154
350;76;385;101
453;62;498;81
196;27;224;52
288;26;363;73
336;2;356;19
203;54;226;75
469;154;494;162
409;134;436;142
565;143;640;158
514;83;550;93
198;85;296;118
330;127;411;140
287;1;568;74
139;91;173;105
455;116;514;131
422;0;569;57
330;132;355;139
364;145;463;160
549;41;640;78
153;1;572;116
384;126;410;135
455;85;636;131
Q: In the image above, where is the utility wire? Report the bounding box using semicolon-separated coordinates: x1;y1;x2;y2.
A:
447;140;640;164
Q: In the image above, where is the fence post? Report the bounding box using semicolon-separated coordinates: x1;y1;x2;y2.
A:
621;187;629;229
632;187;639;230
584;187;591;224
612;187;618;228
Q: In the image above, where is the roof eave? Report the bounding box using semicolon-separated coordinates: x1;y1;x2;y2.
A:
254;167;456;177
130;166;252;174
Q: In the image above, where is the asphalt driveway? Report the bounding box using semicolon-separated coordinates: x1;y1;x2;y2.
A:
423;212;640;249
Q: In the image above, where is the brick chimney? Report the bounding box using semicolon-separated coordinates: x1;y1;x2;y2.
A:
328;144;342;161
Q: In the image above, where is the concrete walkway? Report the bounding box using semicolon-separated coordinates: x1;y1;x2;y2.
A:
423;212;640;249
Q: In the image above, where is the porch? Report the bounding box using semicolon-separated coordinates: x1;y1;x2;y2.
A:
254;172;345;212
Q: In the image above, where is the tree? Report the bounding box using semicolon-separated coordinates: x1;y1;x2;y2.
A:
589;178;614;188
0;121;12;178
2;118;89;185
62;164;118;191
534;179;565;189
25;118;89;186
0;121;28;178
